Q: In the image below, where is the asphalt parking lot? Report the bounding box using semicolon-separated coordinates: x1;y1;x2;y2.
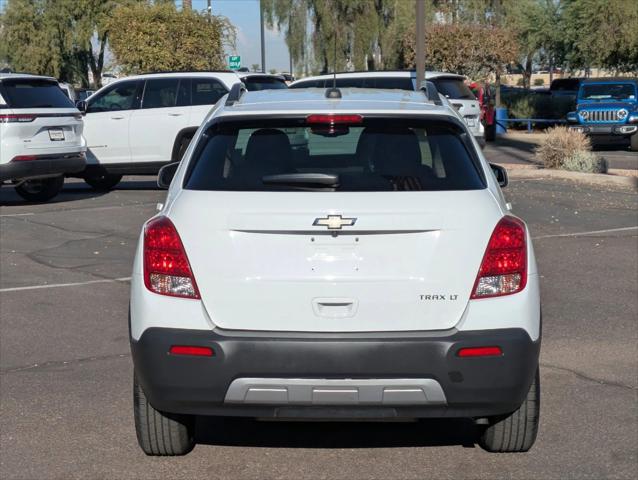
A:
1;172;637;479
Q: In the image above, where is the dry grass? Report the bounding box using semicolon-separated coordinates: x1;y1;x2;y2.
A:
535;127;606;173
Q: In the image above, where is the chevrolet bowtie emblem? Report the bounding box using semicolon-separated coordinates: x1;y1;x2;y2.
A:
313;215;357;230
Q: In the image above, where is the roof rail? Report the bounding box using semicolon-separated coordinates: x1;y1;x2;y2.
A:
225;82;247;106
138;69;236;75
420;81;442;105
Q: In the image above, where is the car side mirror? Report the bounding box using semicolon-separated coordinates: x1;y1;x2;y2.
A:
76;100;87;114
157;162;179;189
490;163;508;188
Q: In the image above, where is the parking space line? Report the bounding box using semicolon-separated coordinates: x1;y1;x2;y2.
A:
533;226;638;240
0;202;157;218
0;212;35;218
0;277;131;293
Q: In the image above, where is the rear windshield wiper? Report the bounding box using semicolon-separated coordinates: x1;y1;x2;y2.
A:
262;173;339;190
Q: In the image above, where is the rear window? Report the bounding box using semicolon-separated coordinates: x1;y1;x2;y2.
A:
242;76;288;91
370;77;414;90
191;79;228;106
185;118;484;192
432;78;475;100
0;79;74;109
289;79;325;88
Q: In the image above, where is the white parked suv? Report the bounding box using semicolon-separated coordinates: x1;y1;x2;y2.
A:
291;71;485;145
78;72;287;190
130;84;541;456
0;74;86;201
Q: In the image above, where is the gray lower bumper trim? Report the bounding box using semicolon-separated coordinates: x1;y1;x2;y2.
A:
224;378;447;406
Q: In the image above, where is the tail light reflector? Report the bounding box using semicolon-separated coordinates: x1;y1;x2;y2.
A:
11;155;38;162
471;216;527;299
0;114;36;123
457;346;503;358
169;345;214;357
143;216;200;299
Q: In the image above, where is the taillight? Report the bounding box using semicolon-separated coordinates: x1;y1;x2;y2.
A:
306;114;363;125
11;155;37;162
0;114;36;123
143;216;200;299
471;216;527;299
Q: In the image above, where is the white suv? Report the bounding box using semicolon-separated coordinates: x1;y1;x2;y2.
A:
130;85;540;456
0;74;86;201
78;72;287;191
291;71;485;145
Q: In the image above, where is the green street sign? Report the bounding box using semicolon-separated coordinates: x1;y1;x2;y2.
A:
228;56;241;70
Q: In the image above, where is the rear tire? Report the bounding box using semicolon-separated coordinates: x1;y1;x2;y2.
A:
478;368;540;453
133;374;195;456
630;132;638;152
84;173;122;191
15;176;64;202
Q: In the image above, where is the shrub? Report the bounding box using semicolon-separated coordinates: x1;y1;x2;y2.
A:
508;94;536;120
562;150;608;174
535;127;606;173
533;78;545;86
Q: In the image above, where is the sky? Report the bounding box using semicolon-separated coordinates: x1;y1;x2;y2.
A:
181;0;292;73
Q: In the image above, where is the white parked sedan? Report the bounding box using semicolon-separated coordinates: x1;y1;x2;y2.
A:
129;85;541;456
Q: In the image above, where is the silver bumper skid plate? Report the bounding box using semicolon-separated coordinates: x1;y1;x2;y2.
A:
224;378;447;406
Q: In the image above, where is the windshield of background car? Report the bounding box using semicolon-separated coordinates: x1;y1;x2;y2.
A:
185;118;485;192
0;79;75;109
432;78;475;100
580;83;636;101
242;77;288;91
550;79;580;92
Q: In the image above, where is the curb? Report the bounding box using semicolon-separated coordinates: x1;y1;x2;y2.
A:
496;163;638;190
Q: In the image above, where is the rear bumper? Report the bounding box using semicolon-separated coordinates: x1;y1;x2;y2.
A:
0;153;86;182
131;326;540;419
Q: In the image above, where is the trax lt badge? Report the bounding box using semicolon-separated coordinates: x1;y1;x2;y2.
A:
313;214;357;230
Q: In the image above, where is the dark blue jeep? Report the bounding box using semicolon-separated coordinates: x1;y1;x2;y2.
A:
567;78;638;151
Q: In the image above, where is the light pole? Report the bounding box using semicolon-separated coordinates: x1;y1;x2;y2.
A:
416;0;425;88
260;0;266;73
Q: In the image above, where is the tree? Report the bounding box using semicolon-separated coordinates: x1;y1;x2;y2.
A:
402;22;518;81
263;0;423;74
561;0;638;74
0;0;120;88
107;2;234;74
505;0;562;88
0;0;54;78
251;63;261;72
263;0;311;75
